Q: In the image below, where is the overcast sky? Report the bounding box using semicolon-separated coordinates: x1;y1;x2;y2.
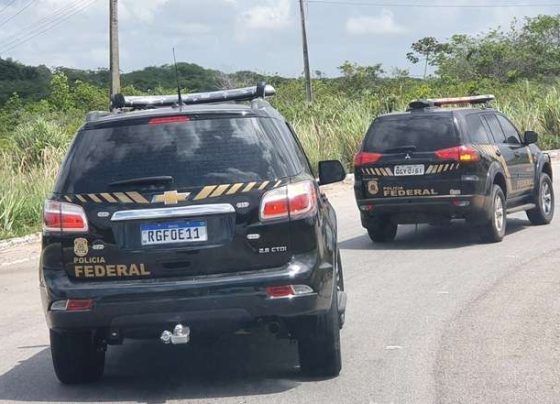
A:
0;0;559;77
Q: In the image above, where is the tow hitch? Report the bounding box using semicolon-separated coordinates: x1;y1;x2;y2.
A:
160;324;190;345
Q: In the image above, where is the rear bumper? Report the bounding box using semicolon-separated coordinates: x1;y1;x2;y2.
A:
357;194;490;225
40;250;334;335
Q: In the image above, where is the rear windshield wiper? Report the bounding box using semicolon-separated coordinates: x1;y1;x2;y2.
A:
109;176;174;187
384;145;417;154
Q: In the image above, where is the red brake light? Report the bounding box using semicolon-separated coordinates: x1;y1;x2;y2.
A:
149;116;190;125
43;200;89;233
353;152;382;167
66;299;94;311
260;181;317;222
435;146;480;163
266;286;294;298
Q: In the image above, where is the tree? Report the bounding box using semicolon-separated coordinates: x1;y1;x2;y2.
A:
337;61;384;94
406;36;450;78
48;73;72;111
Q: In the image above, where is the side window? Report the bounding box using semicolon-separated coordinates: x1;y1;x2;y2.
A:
284;122;314;175
496;115;521;145
482;114;506;144
465;114;491;144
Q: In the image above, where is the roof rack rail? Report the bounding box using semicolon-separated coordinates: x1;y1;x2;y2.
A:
110;83;276;110
408;95;495;110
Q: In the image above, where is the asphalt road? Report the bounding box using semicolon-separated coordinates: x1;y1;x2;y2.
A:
1;164;559;404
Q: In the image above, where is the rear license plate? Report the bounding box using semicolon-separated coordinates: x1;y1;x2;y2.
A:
394;164;425;176
141;221;208;246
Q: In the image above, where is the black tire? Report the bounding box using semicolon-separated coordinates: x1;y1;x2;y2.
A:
366;219;397;243
479;184;507;243
50;330;105;384
527;173;554;225
297;289;342;377
336;252;345;329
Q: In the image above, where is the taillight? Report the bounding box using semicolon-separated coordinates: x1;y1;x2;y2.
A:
260;180;317;222
353;152;382;167
149;115;190;125
266;285;314;299
43;200;89;233
435;146;480;163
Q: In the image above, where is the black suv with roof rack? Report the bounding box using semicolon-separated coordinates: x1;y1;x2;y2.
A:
40;84;347;383
354;95;554;243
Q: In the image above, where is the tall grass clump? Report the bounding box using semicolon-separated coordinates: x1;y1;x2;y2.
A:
0;118;70;239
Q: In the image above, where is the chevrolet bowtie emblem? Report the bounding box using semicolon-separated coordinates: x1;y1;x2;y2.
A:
152;190;190;205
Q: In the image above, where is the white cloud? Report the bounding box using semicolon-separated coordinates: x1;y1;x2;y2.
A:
235;0;293;41
346;10;405;35
120;0;170;24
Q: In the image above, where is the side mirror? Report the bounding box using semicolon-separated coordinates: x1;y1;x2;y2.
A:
524;130;538;145
318;160;346;185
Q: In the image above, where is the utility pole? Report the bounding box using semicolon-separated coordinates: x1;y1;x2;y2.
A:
298;0;313;104
109;0;121;98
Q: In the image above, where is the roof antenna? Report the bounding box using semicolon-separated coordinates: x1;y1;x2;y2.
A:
172;48;183;107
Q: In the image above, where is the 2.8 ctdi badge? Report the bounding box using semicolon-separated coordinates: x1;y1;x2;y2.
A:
73;238;89;257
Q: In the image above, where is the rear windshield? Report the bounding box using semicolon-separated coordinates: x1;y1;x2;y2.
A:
363;114;459;153
57;116;299;193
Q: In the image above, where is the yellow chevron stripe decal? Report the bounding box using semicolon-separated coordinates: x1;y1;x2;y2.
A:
210;184;230;198
258;181;270;190
64;195;72;202
195;185;217;200
88;194;102;203
76;195;87;203
226;183;244;195
100;193;117;203
273;180;283;188
242;182;257;192
114;192;133;203
126;192;149;204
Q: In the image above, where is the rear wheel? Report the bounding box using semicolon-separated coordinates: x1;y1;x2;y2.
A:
297;293;342;377
527;173;554;225
367;219;397;243
50;330;105;384
479;184;506;243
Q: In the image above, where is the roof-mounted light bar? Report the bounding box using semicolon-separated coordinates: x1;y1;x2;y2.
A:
111;83;276;110
408;95;495;110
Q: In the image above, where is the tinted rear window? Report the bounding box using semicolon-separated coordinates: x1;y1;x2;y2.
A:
58;116;299;193
364;114;459;153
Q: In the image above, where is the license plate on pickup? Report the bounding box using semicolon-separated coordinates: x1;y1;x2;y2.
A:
141;221;208;246
394;164;425;176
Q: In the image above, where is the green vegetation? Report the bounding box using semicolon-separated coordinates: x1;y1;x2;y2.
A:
2;14;560;239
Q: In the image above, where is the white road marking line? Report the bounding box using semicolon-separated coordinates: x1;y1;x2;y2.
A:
385;345;403;350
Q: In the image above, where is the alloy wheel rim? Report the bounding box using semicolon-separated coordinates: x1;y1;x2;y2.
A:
542;181;552;215
494;194;504;232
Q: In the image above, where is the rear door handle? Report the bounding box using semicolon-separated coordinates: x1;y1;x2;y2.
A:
514;151;521;158
495;149;502;157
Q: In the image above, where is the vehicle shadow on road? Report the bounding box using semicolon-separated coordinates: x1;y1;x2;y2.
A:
340;218;531;251
0;333;305;402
